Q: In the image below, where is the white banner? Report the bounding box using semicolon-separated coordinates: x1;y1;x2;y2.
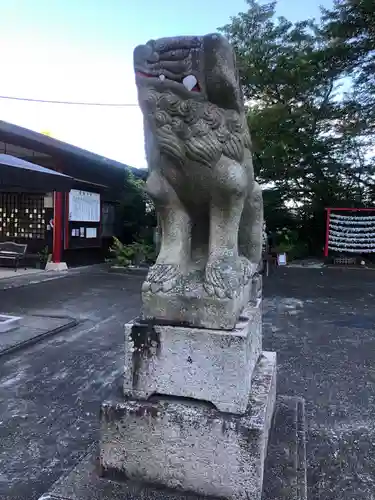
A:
328;211;375;253
330;223;375;233
329;228;375;238
69;190;100;222
330;213;375;221
330;218;375;226
329;233;375;242
328;238;375;247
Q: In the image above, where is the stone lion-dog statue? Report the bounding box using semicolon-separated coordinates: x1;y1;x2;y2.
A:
133;33;263;329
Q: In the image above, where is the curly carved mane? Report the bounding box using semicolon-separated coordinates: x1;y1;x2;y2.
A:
139;87;252;168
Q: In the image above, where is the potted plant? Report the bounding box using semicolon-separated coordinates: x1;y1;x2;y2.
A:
37;245;50;269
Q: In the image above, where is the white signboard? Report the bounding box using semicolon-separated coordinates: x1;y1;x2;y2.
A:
86;227;97;239
277;253;287;266
69;190;100;222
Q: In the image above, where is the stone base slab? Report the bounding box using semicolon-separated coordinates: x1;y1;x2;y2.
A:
142;275;252;331
124;303;262;413
0;314;22;333
37;396;306;500
45;262;68;271
100;351;276;500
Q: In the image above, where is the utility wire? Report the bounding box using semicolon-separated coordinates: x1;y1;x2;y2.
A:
0;95;139;107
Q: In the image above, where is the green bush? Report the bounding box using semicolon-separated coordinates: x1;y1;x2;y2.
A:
38;245;51;264
274;228;308;261
108;237;155;267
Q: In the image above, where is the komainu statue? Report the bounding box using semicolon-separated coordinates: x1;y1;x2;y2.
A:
133;33;263;330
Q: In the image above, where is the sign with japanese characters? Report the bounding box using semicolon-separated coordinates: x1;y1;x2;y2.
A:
69;190;100;223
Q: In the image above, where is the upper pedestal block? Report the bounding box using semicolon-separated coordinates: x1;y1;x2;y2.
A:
124;302;262;414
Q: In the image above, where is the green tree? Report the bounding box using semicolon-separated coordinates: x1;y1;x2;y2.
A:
220;0;374;254
321;0;375;204
322;0;375;124
120;170;156;245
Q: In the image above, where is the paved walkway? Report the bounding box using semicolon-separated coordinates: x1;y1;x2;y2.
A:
0;266;374;500
0;267;143;500
0;264;104;292
0;267;42;280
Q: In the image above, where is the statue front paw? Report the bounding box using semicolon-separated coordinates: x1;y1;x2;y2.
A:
204;259;240;299
239;257;255;285
204;257;256;299
142;264;181;293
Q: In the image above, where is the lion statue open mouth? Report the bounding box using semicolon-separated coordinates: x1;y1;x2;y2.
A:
133;33;263;329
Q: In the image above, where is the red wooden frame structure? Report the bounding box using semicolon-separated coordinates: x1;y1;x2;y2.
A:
52;191;64;264
324;207;375;257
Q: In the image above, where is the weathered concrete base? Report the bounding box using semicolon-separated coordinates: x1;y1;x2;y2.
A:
0;314;78;357
45;262;68;271
0;313;22;333
124;302;262;413
142;270;252;330
37;396;306;500
100;351;276;500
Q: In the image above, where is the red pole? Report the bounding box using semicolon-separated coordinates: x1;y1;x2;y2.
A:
324;208;331;258
52;191;63;263
64;192;70;250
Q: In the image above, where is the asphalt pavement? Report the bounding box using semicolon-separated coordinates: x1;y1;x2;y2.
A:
0;265;374;500
0;267;143;500
263;267;375;500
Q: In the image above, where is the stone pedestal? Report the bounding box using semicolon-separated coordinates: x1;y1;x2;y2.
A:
97;297;277;499
100;351;276;500
124;303;262;413
142;272;252;331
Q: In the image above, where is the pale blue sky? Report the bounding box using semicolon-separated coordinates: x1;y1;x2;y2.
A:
0;0;333;168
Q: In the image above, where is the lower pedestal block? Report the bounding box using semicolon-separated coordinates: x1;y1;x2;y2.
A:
100;351;276;500
37;394;307;500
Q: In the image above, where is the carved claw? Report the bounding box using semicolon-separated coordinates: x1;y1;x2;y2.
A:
203;282;215;297
204;257;256;299
142;264;181;294
204;261;237;299
240;257;254;285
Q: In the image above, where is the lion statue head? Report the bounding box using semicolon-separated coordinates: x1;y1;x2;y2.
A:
133;34;251;168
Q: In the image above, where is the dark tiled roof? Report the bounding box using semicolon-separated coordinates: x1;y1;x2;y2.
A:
0;153;73;191
0;120;144;189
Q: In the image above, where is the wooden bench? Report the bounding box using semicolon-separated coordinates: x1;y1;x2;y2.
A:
0;242;27;270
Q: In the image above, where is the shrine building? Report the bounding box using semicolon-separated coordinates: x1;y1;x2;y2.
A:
0;120;139;268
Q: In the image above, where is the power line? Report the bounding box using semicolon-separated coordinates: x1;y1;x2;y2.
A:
0;95;139;107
